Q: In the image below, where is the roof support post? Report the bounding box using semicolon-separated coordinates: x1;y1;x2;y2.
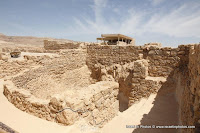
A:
118;35;119;45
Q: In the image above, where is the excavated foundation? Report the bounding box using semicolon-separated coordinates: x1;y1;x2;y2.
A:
2;44;200;132
2;49;120;127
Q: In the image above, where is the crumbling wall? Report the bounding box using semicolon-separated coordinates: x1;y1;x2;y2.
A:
115;59;164;111
0;49;2;60
87;44;200;130
76;82;119;127
144;42;162;48
44;40;80;50
3;82;78;125
0;60;35;79
175;44;200;133
87;45;143;66
144;47;181;77
128;60;163;106
11;50;89;100
188;45;200;133
3;81;119;127
86;45;180;111
87;45;183;77
2;47;45;53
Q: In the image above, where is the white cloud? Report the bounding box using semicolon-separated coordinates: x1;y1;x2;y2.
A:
113;7;120;14
143;2;200;37
150;0;165;6
92;0;108;24
71;0;200;40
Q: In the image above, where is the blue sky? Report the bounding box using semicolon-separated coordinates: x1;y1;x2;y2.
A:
0;0;200;47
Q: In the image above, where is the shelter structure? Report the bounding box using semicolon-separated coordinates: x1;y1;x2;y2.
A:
97;34;135;45
10;52;21;58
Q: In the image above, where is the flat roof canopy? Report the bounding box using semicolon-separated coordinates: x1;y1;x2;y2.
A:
97;37;119;41
97;34;133;41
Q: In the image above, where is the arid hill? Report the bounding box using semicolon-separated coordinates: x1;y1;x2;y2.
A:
0;33;74;47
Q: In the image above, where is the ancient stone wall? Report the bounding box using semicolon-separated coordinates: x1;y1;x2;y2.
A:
145;47;181;77
76;82;119;127
3;41;200;130
188;44;200;133
86;44;199;115
0;49;2;60
3;81;119;127
86;45;185;77
44;40;80;50
0;60;36;79
175;44;200;133
128;60;163;107
2;47;46;53
86;45;143;66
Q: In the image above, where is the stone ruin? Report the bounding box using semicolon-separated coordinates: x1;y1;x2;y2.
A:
1;40;200;132
0;49;2;60
44;40;83;50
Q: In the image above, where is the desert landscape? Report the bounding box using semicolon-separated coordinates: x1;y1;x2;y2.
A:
0;33;199;133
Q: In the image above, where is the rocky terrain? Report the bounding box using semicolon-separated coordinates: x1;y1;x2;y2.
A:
0;33;74;46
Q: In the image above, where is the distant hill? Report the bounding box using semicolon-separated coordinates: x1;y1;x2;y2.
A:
0;33;75;47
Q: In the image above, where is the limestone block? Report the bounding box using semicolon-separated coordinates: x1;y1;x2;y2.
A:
178;51;185;55
87;103;95;111
112;90;118;97
103;98;111;108
74;101;85;111
148;50;156;55
112;100;119;110
92;109;99;117
49;97;62;111
94;93;102;102
144;42;162;48
95;97;104;109
84;99;90;106
163;50;170;56
133;60;148;79
56;109;79;125
171;50;177;56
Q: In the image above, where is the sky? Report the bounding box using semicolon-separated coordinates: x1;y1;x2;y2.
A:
0;0;200;47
